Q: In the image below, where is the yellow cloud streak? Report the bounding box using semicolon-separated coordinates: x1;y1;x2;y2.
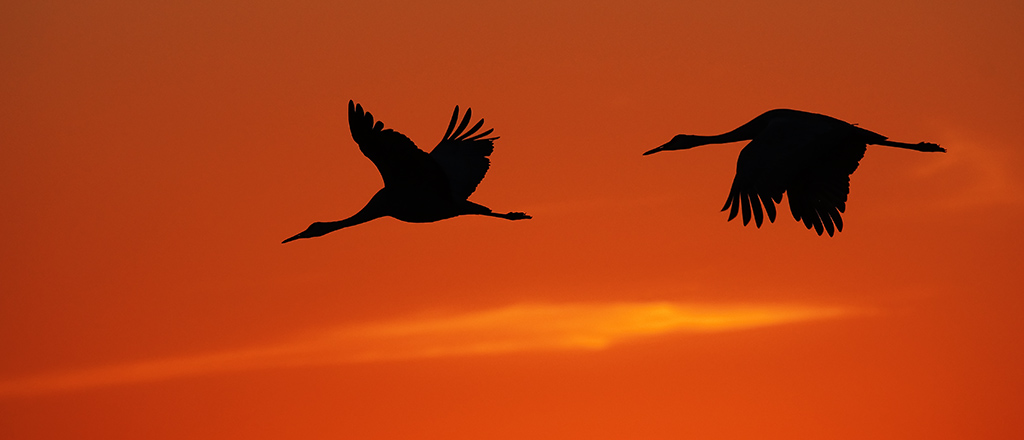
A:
0;302;846;398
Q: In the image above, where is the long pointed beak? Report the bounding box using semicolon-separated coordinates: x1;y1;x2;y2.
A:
282;232;305;244
643;144;666;155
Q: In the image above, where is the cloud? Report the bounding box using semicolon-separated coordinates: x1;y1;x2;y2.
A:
0;302;846;398
917;135;1024;210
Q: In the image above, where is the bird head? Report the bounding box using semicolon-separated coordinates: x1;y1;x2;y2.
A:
282;222;336;244
643;135;700;155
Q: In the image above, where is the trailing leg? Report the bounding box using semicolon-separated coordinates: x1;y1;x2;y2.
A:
462;201;532;220
876;140;945;152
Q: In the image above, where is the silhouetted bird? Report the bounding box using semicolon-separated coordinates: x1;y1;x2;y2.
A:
283;101;530;243
644;109;945;236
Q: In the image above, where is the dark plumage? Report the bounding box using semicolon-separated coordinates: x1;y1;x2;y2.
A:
283;101;530;243
644;109;945;236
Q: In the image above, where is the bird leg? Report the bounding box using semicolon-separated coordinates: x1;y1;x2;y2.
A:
476;210;532;220
494;212;531;220
876;140;945;152
462;201;531;220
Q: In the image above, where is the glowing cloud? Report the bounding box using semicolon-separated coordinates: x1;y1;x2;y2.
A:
0;302;846;397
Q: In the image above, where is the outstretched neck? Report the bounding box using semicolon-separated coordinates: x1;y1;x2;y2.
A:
696;113;773;145
645;112;769;155
322;208;382;231
281;190;389;243
329;190;390;230
680;132;751;148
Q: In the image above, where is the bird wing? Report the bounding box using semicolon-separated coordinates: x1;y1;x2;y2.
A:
428;106;498;200
348;101;445;189
784;136;868;236
723;116;873;236
722;137;787;229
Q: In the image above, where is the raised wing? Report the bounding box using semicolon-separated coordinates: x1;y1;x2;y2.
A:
348;101;443;189
429;106;498;200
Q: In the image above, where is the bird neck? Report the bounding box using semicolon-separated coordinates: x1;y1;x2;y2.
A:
327;209;381;231
698;114;770;146
312;191;387;234
347;192;392;227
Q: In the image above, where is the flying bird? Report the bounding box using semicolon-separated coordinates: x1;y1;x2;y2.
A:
283;101;530;243
644;109;945;236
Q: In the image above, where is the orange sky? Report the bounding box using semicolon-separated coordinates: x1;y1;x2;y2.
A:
2;0;1023;438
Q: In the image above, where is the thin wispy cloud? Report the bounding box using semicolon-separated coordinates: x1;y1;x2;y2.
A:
919;136;1023;209
0;302;847;398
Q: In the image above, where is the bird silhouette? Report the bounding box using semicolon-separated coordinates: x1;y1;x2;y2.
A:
283;101;530;243
644;109;945;236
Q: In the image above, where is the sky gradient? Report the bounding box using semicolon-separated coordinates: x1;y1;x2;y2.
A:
2;0;1023;438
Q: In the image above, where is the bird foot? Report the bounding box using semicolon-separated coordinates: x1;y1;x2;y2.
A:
918;142;946;152
503;212;532;220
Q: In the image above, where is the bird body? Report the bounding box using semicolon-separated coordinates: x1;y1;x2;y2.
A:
283;101;529;243
644;109;944;236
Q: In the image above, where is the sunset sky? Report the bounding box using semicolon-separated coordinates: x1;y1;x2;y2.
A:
3;0;1024;438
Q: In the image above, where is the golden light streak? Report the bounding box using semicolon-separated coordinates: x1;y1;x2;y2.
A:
0;302;847;397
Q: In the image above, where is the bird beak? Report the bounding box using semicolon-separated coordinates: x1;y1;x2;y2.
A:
281;232;305;244
643;143;667;155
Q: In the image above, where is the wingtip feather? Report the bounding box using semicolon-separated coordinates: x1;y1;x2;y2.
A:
457;118;486;141
465;128;496;141
452;107;473;139
442;106;460;141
